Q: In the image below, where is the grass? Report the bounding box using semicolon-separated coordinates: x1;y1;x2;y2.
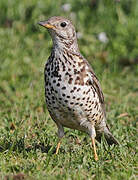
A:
0;0;138;179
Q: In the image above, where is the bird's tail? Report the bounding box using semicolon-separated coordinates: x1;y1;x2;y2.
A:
96;124;119;145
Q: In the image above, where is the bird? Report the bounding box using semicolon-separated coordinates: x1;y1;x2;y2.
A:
38;16;119;161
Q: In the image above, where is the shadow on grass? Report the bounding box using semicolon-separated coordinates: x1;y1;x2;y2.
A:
0;137;66;154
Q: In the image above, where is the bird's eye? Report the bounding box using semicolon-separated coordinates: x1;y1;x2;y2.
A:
60;22;67;27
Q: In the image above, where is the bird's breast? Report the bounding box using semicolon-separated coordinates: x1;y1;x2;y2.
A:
44;54;104;129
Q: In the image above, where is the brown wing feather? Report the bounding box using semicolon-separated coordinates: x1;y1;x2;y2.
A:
83;58;106;115
90;69;104;104
84;59;104;102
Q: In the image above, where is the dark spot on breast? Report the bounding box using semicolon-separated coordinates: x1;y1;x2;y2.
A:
73;32;75;37
51;64;53;71
65;72;70;76
74;69;79;74
52;71;59;77
53;106;58;109
91;114;95;118
57;83;60;87
67;96;70;98
68;78;73;84
86;89;90;94
62;93;65;97
75;76;81;85
58;78;62;81
55;90;58;93
68;61;72;65
77;88;81;92
62;86;66;90
58;58;62;62
53;80;56;83
52;96;55;100
63;54;67;62
68;107;71;111
86;79;92;86
63;67;66;71
70;102;74;105
45;81;48;86
78;62;81;67
48;72;50;76
50;87;54;92
93;90;95;97
94;101;98;108
47;67;50;71
47;101;51;105
77;98;80;100
65;100;68;103
67;52;73;60
76;76;80;80
80;66;85;73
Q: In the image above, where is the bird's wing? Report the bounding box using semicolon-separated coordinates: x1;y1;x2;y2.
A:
84;59;106;115
70;51;105;112
88;67;104;104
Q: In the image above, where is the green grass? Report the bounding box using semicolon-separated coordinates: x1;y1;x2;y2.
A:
0;0;138;179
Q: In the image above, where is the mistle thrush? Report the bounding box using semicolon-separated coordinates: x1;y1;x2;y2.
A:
38;16;119;161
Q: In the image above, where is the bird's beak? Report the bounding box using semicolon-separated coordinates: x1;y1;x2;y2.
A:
38;21;55;29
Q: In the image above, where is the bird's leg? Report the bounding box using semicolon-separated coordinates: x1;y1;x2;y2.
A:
91;137;98;161
89;125;98;161
55;124;64;154
55;138;62;154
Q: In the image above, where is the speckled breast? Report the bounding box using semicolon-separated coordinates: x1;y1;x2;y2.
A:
44;53;104;130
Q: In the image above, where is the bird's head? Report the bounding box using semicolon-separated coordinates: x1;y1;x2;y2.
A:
38;16;79;52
